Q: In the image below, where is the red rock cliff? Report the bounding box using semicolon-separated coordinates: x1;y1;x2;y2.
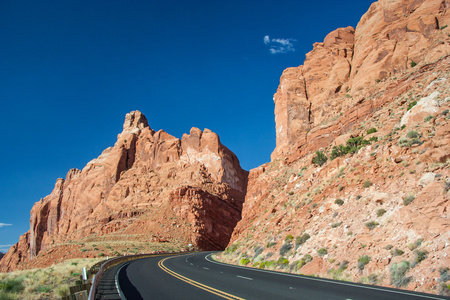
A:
222;0;450;296
273;0;450;160
0;111;248;272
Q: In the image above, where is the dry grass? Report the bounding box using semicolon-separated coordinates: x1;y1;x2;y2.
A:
0;258;103;300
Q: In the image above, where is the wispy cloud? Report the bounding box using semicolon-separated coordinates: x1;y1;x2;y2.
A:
264;35;296;54
0;223;12;228
0;245;12;252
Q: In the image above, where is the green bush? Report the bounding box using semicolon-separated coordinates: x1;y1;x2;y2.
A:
410;60;417;68
313;151;328;166
0;277;24;293
384;244;393;250
295;233;310;248
239;258;250;265
334;199;344;206
407;101;417;111
376;208;386;217
391;248;404;256
363;180;372;188
266;242;276;248
317;248;328;256
330;136;374;160
403;195;415;206
277;257;290;268
331;221;343;228
279;243;292;256
411;250;428;267
406;131;419;139
225;243;239;253
367;128;377;134
390;261;412;287
285;234;294;243
357;255;371;270
365;221;379;230
424;115;434;122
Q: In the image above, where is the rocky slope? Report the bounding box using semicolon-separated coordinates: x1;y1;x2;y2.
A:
218;0;450;296
0;111;248;272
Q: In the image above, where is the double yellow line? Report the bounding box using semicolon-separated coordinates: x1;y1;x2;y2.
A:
158;256;245;300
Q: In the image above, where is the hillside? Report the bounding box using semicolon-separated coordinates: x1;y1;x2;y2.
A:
217;0;450;296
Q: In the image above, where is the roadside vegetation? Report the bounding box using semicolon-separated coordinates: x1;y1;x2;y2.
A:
0;258;103;300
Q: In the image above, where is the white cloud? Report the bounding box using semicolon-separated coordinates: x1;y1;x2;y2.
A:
263;35;296;54
0;223;12;228
0;245;12;252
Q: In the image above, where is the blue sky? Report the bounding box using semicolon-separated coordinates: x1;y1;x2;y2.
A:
0;0;375;253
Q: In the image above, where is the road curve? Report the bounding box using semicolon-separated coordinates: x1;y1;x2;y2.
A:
116;252;448;300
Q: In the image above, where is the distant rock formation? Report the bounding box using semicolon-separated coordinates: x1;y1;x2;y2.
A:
0;111;248;272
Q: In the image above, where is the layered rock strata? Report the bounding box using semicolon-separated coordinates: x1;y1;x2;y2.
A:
0;111;248;272
222;0;450;295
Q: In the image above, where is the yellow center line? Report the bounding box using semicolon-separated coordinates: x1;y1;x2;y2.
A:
158;256;246;300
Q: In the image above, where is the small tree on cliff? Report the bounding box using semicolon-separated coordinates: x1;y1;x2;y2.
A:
313;151;328;166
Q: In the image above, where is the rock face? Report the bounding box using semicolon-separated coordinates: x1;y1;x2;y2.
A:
273;0;450;160
219;0;450;296
0;111;248;272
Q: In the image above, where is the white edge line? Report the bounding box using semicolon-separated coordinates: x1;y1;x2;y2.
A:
115;262;130;300
236;275;253;281
205;254;446;300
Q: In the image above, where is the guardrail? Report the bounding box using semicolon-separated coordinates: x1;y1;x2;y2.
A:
88;251;192;300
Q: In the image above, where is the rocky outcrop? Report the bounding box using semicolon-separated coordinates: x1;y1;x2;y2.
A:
0;111;248;272
221;0;450;296
272;0;450;161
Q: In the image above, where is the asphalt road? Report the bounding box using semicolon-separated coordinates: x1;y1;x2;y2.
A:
117;252;449;300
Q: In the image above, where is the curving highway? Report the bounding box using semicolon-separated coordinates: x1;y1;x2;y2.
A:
98;252;449;300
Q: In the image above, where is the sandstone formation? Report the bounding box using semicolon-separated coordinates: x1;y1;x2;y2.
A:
0;111;248;272
219;0;450;296
272;0;450;161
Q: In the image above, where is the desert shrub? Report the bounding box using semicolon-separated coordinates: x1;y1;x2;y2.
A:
330;136;374;160
279;243;292;256
0;277;24;293
285;234;294;243
376;208;386;217
313;151;328;166
357;255;371;270
334;199;344;206
442;109;449;116
384;244;393;250
317;248;328;256
411;250;428;267
406;131;419;139
403;195;415;206
439;267;450;282
410;60;417;67
277;257;290;268
362;274;379;285
391;248;404;256
266;242;276;248
55;285;70;297
239;258;250;265
390;261;412;287
363;180;372;188
365;221;379;230
367;128;377;134
253;246;264;260
424;115;434;122
407;101;417;111
225;243;239;253
331;221;343;228
259;260;275;269
295;233;310;248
